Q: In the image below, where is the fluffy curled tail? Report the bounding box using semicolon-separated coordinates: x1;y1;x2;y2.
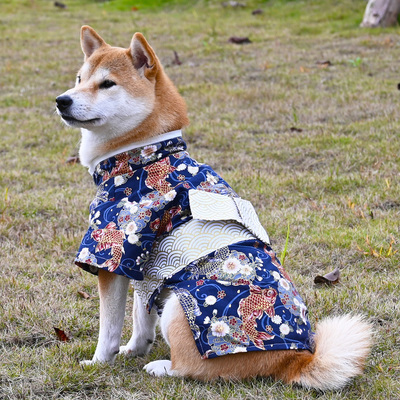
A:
294;314;373;390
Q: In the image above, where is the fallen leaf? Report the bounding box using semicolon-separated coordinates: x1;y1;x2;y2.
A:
54;1;66;9
78;290;90;299
54;327;70;342
252;9;263;15
316;60;332;68
228;36;252;45
290;126;303;132
131;6;139;11
314;267;340;285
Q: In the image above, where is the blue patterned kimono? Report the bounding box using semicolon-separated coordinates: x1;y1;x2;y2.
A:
75;136;314;359
75;137;237;280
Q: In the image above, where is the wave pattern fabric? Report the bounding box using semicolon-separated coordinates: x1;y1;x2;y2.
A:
133;219;256;308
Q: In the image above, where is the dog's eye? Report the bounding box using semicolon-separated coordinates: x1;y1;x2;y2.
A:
99;80;116;89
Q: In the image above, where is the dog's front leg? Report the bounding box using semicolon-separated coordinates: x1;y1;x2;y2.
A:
120;290;159;357
81;269;130;365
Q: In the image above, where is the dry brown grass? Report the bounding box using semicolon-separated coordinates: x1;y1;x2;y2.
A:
0;0;399;398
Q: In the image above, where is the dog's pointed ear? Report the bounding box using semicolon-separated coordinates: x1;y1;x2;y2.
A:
130;33;158;80
81;26;106;60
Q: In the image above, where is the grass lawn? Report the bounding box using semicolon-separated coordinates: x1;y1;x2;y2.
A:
0;0;399;398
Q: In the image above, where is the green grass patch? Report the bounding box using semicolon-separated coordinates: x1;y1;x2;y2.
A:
102;0;195;11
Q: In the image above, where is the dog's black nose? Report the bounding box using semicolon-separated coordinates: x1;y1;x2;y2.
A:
56;95;73;112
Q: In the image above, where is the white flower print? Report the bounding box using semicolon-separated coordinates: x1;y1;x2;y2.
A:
210;320;230;337
279;323;290;336
222;257;241;274
164;190;177;201
128;202;139;213
279;278;291;291
204;316;211;324
141;145;157;159
240;264;253;276
125;221;138;235
271;315;282;324
128;234;139;244
271;271;281;281
114;175;126;187
188;166;199;175
205;295;217;306
79;248;90;259
176;164;187;171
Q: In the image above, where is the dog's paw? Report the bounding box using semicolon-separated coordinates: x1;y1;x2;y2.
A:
119;338;154;357
80;356;114;366
80;359;97;367
119;345;140;357
144;360;176;377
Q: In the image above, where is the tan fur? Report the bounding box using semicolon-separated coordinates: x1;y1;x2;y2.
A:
79;26;189;151
98;267;118;292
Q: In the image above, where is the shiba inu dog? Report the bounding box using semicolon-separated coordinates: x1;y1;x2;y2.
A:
56;26;372;390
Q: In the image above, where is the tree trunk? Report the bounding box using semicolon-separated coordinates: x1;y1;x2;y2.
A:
361;0;400;27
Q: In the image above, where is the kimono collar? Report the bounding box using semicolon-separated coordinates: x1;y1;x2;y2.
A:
88;130;183;175
92;132;187;186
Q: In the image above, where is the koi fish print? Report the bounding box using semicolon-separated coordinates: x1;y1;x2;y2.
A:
238;285;278;350
91;222;125;272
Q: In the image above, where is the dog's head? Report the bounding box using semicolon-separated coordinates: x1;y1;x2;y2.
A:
56;26;162;137
56;26;188;146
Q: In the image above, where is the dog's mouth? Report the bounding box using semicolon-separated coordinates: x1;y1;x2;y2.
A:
61;115;101;125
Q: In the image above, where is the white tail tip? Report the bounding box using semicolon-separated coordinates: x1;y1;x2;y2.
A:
297;314;373;390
